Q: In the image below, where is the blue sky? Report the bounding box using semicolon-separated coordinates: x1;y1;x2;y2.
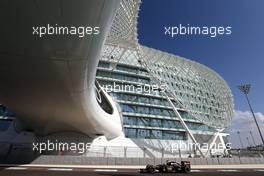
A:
138;0;264;147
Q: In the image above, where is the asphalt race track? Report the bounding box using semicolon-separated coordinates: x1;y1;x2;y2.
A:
1;167;264;176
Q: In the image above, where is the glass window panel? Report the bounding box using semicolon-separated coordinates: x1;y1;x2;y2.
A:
150;119;162;127
124;128;137;138
151;130;162;139
137;118;150;126
137;129;150;139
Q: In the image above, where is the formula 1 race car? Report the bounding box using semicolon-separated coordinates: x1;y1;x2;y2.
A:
140;160;191;173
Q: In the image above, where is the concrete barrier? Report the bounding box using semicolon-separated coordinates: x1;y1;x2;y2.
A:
4;155;264;165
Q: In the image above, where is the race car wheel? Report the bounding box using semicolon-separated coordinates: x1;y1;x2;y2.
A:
146;164;155;173
159;165;167;173
182;166;191;173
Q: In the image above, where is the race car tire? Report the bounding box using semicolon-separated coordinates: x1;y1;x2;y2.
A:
182;166;191;173
146;164;155;173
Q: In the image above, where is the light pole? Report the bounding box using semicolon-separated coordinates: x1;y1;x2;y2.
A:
238;84;264;146
250;131;256;146
237;131;244;149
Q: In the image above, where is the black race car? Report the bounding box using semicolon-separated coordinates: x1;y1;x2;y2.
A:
140;160;191;173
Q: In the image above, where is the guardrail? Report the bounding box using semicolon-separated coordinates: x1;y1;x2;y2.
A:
31;156;264;165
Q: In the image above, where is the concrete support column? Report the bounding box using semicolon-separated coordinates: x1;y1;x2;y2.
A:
124;147;127;158
103;146;107;157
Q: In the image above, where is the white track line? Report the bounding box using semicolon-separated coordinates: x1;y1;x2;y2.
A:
255;169;264;172
48;168;73;171
94;169;118;172
6;167;27;170
191;169;201;172
217;169;240;172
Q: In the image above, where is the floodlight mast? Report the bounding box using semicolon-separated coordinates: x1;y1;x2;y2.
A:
238;84;264;146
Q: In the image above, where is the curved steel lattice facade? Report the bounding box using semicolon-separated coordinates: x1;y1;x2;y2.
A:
96;44;233;140
140;46;233;129
106;0;140;47
97;0;234;140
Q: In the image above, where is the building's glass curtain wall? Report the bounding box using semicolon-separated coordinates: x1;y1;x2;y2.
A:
95;0;233;142
140;46;233;129
96;45;219;141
